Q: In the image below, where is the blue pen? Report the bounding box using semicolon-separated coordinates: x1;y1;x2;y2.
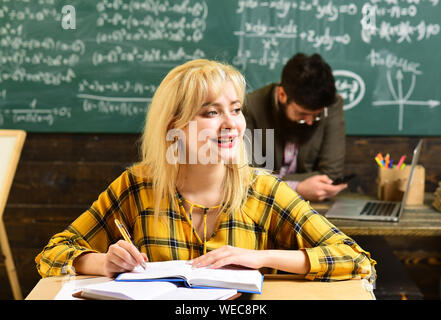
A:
389;159;393;168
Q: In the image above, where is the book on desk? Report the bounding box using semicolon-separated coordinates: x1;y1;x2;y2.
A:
30;274;374;300
115;260;263;293
72;281;240;300
72;260;262;300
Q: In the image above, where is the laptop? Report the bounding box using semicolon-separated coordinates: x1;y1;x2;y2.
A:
325;139;423;222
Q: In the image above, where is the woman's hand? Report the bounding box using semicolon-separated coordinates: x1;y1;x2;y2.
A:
191;246;311;275
102;240;148;277
73;240;148;278
191;245;266;270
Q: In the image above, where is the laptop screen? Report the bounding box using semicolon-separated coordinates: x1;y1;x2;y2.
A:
397;139;423;217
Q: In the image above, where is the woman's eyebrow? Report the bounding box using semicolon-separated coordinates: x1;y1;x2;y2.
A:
201;102;213;108
201;100;241;108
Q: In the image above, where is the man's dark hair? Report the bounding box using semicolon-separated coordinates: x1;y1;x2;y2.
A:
281;53;336;110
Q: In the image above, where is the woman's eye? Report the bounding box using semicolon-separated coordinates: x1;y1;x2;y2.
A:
204;110;217;117
233;107;242;114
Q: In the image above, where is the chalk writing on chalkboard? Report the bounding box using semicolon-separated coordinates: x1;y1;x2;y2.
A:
373;70;440;131
0;0;440;135
0;99;71;127
333;70;366;111
232;0;440;135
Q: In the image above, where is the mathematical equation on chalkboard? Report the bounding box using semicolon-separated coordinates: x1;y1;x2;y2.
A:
234;0;439;69
0;0;440;134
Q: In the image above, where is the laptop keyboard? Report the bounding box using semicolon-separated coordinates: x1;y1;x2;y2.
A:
360;201;398;216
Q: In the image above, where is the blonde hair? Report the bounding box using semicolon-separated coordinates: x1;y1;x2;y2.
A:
133;59;252;217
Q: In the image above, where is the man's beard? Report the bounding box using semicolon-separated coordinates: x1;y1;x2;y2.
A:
278;103;319;145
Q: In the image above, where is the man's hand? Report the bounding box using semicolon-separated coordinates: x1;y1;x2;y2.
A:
296;175;347;202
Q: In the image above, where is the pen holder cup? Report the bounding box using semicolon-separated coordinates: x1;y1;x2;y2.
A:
377;165;425;205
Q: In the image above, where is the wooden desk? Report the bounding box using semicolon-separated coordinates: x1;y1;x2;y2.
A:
25;275;374;300
248;274;374;300
312;193;437;299
312;193;441;237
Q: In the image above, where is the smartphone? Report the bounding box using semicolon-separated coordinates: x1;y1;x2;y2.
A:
332;174;356;185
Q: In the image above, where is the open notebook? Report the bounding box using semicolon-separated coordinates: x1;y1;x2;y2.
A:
72;280;238;300
115;260;263;294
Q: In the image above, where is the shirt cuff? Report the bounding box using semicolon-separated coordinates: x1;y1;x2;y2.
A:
303;247;322;281
55;248;98;277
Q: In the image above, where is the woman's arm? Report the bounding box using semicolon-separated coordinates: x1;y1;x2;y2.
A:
191;246;310;275
193;176;376;281
35;171;144;278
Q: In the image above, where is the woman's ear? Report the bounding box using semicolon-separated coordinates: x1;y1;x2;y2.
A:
167;117;178;132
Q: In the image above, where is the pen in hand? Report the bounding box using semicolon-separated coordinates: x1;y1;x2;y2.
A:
114;218;147;270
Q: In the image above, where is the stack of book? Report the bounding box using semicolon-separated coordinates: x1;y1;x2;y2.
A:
433;182;441;212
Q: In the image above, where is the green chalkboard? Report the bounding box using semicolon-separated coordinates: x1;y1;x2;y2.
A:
0;0;440;135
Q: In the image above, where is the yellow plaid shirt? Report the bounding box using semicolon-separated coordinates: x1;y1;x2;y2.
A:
36;169;376;281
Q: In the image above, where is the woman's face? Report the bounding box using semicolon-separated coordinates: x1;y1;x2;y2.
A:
182;81;246;165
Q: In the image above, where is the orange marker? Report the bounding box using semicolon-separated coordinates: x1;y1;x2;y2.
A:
376;153;384;162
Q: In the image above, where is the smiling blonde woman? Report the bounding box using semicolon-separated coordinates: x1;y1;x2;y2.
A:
36;59;376;282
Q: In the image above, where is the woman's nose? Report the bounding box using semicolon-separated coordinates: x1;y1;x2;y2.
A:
220;113;236;130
